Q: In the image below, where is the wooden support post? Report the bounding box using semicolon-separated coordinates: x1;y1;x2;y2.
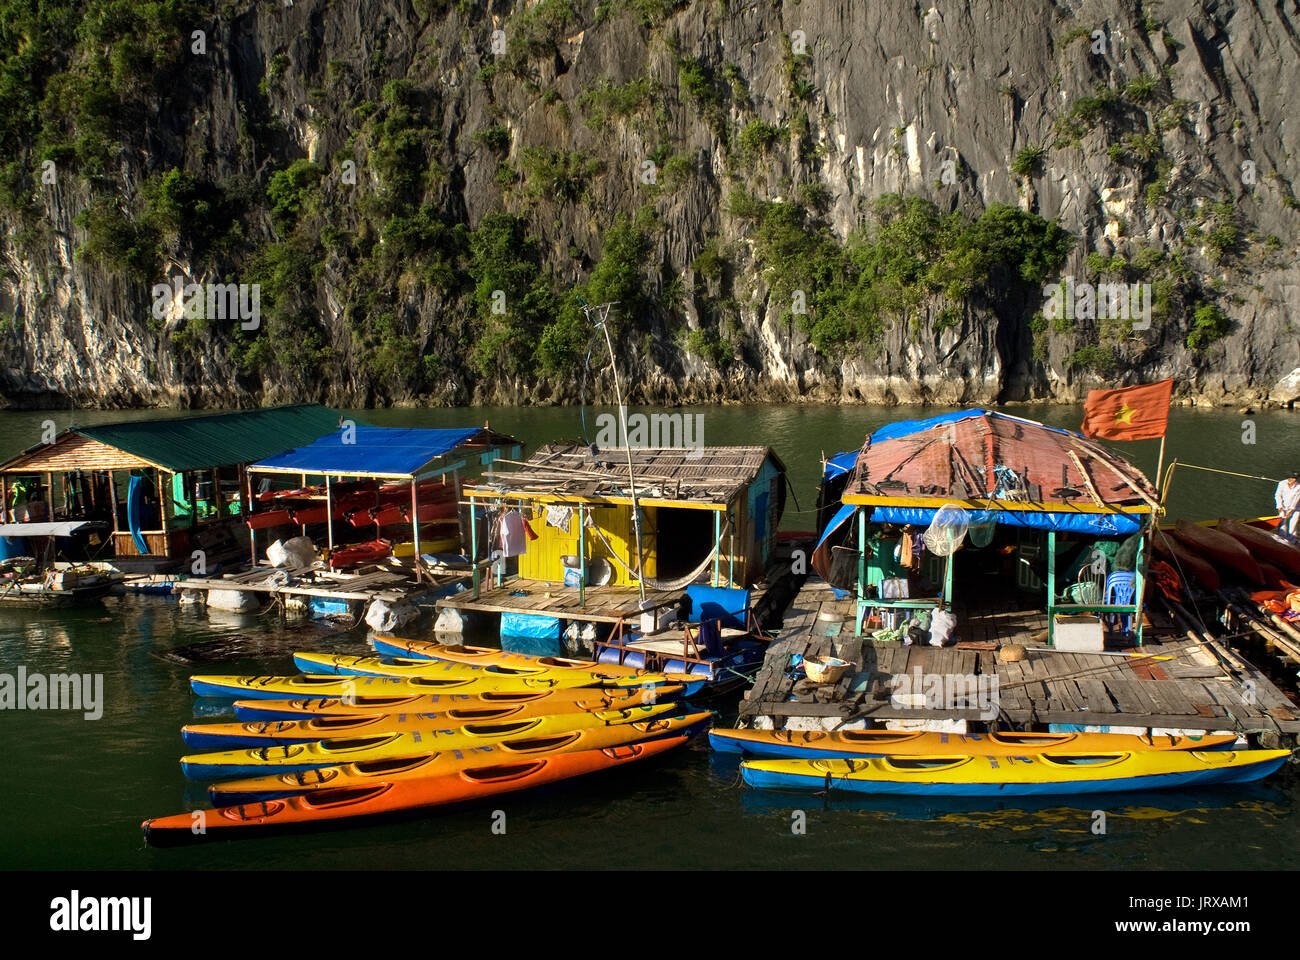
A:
300;473;308;537
470;497;479;598
712;509;720;587
727;506;734;588
856;506;866;637
108;472;120;535
578;505;586;608
1047;529;1057;645
325;475;335;562
157;470;168;557
410;476;421;583
247;468;257;569
1134;528;1146;645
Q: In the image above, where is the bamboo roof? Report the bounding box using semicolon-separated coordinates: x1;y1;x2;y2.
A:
466;443;782;508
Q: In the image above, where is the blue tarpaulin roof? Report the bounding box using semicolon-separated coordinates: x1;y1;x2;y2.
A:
252;426;486;479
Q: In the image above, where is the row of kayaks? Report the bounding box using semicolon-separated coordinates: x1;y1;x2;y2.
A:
190;642;708;700
1153;517;1300;591
145;644;712;843
710;727;1291;796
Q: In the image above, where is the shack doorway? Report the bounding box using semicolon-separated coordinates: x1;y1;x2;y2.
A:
654;507;716;581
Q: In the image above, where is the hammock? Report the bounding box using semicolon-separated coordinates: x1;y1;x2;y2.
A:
588;517;733;592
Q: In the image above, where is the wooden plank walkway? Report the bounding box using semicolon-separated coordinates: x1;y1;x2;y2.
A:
740;577;1300;742
438;578;685;624
179;564;456;603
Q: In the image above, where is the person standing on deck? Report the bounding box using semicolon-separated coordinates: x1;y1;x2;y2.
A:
1276;471;1300;537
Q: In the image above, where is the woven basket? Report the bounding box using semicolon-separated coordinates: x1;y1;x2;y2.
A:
804;655;851;684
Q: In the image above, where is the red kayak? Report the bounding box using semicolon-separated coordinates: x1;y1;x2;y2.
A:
141;736;685;843
247;509;294;530
1217;518;1300;579
1172;519;1264;584
256;479;376;503
290;505;330;525
330;539;392;568
1152;530;1221;592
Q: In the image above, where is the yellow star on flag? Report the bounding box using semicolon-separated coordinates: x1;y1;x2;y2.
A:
1114;402;1137;425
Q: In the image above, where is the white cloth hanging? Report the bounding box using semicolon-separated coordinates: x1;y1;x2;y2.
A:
500;510;527;557
545;505;574;533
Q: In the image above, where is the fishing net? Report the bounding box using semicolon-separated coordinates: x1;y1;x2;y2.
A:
967;509;997;548
923;504;969;556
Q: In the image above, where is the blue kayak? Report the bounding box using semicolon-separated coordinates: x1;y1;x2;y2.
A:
740;750;1291;797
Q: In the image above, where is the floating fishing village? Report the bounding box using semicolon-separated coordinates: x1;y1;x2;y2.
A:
3;372;1299;845
4;1;1300;917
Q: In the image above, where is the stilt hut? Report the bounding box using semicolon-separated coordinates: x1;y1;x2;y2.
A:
0;405;345;568
812;410;1159;644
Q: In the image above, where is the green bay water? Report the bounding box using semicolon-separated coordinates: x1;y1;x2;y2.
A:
1;403;1298;869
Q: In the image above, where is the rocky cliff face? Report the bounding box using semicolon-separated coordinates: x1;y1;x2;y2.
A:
1;0;1297;409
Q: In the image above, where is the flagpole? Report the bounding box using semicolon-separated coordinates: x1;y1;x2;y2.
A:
1155;434;1167;503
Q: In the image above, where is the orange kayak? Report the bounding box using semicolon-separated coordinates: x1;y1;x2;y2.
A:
231;686;684;722
143;737;687;843
209;713;711;804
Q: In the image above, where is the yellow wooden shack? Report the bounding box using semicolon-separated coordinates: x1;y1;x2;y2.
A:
464;444;787;592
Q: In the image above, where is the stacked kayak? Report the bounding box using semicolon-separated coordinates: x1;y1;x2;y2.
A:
230;685;682;722
372;635;663;679
193;668;700;699
709;728;1239;759
179;704;677;779
145;737;686;843
291;651;701;693
209;713;708;804
739;749;1290;797
145;647;711;843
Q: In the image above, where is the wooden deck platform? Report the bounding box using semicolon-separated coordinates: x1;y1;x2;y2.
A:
740;579;1300;743
438;578;684;624
178;564;461;604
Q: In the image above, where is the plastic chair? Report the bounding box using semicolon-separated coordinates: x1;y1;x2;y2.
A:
1103;571;1136;633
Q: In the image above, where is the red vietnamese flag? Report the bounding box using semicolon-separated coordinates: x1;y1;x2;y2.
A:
1080;379;1173;441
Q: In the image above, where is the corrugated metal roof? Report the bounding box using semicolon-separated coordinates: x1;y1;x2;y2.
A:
252;426;500;478
67;405;349;473
471;443;783;505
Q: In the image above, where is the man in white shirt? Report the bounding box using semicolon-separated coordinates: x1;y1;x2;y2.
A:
1276;471;1300;537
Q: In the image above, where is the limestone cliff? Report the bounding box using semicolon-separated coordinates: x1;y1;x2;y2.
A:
0;0;1297;409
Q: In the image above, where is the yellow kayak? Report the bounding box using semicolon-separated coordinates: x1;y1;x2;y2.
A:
741;749;1292;796
231;685;685;722
373;635;655;679
209;712;711;803
292;651;692;689
710;728;1240;759
182;703;678;780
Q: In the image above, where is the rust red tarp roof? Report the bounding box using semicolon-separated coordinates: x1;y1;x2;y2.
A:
841;411;1157;509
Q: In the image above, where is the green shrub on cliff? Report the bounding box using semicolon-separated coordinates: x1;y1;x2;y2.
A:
736;192;1073;353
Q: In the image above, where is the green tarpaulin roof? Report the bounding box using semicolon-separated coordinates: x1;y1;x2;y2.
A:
74;405;350;473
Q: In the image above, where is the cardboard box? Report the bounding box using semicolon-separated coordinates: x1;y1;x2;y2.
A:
1054;614;1105;652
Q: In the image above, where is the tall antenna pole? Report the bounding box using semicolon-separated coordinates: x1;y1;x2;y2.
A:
578;296;647;605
